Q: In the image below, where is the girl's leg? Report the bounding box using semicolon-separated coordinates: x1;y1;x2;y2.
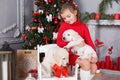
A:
76;59;91;80
76;59;90;70
90;63;97;79
90;63;97;74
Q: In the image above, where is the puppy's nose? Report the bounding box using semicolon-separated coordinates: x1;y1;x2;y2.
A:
62;37;65;40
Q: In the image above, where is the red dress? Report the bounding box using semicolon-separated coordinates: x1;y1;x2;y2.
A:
56;19;96;66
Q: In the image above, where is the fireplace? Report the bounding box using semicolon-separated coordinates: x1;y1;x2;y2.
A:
87;20;120;70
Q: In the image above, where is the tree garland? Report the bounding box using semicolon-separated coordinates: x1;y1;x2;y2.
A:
81;0;119;23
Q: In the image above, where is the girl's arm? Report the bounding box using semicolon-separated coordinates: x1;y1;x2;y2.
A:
56;23;68;47
83;24;96;51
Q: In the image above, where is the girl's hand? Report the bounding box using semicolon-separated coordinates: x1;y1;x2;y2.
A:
90;57;98;63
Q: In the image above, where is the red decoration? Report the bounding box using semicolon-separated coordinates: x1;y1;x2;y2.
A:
29;69;38;78
52;64;68;78
61;0;65;3
105;56;110;69
114;13;119;20
98;56;120;71
34;1;39;5
96;61;100;69
113;66;118;70
118;57;120;70
37;12;40;16
33;19;38;22
41;0;45;4
33;12;37;17
95;13;100;20
30;28;33;33
109;60;113;70
31;39;34;43
95;39;104;48
101;61;105;69
54;19;59;25
48;0;53;4
108;46;113;55
22;34;27;41
44;36;50;44
67;0;71;2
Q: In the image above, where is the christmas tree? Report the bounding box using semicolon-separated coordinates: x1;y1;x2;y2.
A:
22;0;73;49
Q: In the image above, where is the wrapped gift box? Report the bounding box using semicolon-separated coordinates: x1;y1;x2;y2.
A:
16;50;37;79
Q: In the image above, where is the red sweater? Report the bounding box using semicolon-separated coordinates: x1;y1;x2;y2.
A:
56;19;96;65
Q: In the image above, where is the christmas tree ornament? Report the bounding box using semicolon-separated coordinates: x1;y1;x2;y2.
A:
44;0;48;4
48;0;53;4
33;19;38;22
114;13;119;20
61;0;65;3
23;34;27;41
38;9;44;14
38;27;44;33
46;14;52;22
41;0;45;4
25;25;30;31
34;1;39;6
53;32;58;40
54;19;59;25
67;0;71;2
29;28;33;33
95;13;100;20
44;36;50;44
30;39;34;44
33;12;37;17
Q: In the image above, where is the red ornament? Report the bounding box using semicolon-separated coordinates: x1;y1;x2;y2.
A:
114;13;119;20
67;0;71;2
95;13;100;20
41;0;45;4
34;26;38;30
44;36;50;44
48;0;53;4
61;0;65;3
34;1;39;5
22;34;27;41
33;19;38;22
29;28;33;33
37;12;40;16
54;19;59;25
30;39;34;43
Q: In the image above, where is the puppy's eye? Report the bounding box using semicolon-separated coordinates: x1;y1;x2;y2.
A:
67;34;70;36
75;51;78;54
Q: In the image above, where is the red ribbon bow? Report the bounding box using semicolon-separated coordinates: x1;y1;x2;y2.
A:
52;64;68;78
29;69;38;78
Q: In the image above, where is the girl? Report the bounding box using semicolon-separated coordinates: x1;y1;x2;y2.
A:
56;2;98;80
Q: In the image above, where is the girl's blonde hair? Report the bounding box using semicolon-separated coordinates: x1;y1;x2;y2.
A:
59;2;81;20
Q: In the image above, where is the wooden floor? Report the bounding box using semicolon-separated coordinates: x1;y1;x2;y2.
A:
78;69;120;80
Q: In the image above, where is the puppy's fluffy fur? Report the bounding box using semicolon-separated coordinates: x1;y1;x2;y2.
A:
39;44;69;77
62;29;97;60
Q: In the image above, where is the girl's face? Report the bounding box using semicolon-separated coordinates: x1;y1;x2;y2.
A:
60;9;77;24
